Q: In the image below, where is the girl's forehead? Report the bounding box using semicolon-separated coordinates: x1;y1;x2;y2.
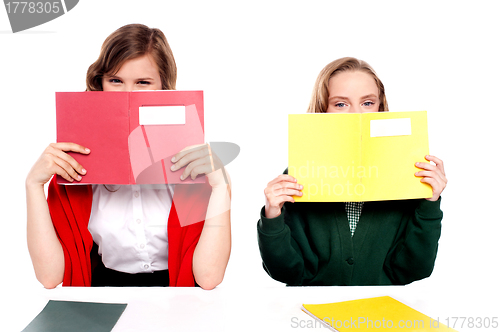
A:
328;71;378;97
113;55;160;77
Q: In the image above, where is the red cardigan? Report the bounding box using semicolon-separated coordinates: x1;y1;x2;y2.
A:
47;177;212;287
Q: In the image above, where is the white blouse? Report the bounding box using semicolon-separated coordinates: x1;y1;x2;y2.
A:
88;184;175;273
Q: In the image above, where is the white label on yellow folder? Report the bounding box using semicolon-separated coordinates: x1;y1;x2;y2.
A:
139;106;186;125
370;118;411;137
288;111;432;202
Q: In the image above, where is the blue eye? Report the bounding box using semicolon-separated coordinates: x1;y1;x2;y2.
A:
335;103;347;108
363;101;374;107
109;78;122;84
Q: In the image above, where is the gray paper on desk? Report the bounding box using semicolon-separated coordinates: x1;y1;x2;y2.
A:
22;300;127;332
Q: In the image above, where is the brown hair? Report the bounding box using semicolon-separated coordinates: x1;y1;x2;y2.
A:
307;57;388;113
86;24;177;91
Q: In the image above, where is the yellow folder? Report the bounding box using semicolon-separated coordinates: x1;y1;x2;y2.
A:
288;111;432;202
301;296;458;331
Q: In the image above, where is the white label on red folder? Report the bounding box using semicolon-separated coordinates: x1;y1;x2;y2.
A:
139;106;186;125
370;118;411;137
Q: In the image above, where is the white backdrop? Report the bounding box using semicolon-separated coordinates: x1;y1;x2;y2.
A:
1;0;499;322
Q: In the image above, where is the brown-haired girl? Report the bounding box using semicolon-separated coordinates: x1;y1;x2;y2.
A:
26;24;231;289
258;57;446;286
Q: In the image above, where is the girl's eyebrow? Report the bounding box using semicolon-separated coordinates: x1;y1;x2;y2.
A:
103;74;122;80
329;94;378;101
328;96;349;101
102;75;155;81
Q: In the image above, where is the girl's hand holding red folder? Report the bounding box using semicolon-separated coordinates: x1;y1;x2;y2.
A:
26;142;90;186
170;144;228;188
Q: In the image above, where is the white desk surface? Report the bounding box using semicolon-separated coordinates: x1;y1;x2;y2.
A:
6;284;498;331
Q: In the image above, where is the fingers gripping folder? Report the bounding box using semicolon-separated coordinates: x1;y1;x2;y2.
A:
56;91;205;185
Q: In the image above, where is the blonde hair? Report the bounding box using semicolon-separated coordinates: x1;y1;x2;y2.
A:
86;24;177;91
307;57;388;113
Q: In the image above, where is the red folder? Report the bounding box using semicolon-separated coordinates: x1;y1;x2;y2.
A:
56;91;205;185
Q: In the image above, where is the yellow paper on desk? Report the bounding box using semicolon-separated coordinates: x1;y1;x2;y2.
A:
288;111;432;202
301;296;458;331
